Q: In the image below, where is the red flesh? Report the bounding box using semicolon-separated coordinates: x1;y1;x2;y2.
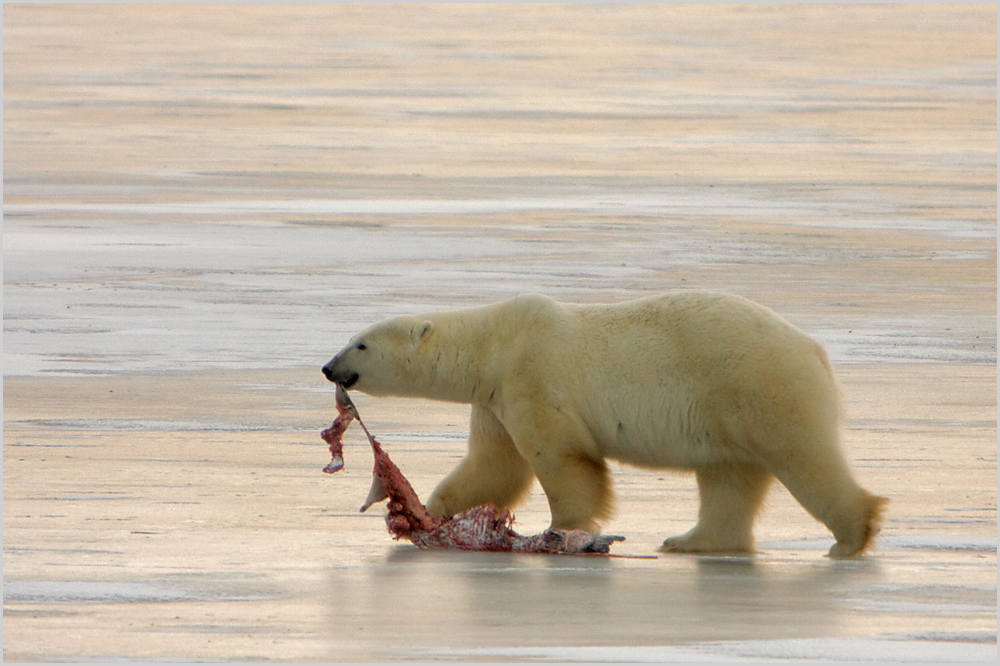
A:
321;388;622;555
319;406;350;474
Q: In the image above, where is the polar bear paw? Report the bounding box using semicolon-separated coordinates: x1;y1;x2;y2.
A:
659;528;754;555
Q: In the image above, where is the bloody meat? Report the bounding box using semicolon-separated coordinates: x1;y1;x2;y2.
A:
321;385;623;555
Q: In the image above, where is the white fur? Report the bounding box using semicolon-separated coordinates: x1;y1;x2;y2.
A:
324;292;886;557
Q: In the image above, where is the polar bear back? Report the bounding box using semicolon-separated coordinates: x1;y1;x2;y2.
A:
530;292;841;470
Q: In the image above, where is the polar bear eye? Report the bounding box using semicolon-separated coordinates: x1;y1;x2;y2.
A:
357;343;367;351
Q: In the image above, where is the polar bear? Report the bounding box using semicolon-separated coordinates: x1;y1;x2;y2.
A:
323;292;886;558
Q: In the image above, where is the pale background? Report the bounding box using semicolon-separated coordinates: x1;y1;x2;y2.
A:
3;4;996;662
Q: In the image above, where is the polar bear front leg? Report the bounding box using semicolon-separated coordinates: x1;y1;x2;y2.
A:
503;407;613;532
425;405;534;519
535;453;613;532
660;464;773;554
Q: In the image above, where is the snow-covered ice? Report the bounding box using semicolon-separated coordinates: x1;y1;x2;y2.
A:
4;4;994;662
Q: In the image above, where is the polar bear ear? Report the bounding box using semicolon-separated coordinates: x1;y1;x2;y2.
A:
414;321;434;341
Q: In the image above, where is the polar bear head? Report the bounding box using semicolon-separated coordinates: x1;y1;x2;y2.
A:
322;315;434;397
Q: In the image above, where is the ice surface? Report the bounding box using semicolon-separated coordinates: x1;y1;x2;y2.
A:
2;580;272;604
416;636;997;662
3;4;995;662
321;539;996;663
4;207;995;377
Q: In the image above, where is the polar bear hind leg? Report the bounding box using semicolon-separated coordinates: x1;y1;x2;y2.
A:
660;463;774;554
785;471;888;559
766;440;888;559
425;405;534;519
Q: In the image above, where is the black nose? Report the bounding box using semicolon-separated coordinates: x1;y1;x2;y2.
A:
322;363;335;382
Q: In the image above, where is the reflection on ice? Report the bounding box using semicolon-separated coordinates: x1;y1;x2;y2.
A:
327;544;996;662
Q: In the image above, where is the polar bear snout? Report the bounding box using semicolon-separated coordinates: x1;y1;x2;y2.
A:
322;355;359;388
